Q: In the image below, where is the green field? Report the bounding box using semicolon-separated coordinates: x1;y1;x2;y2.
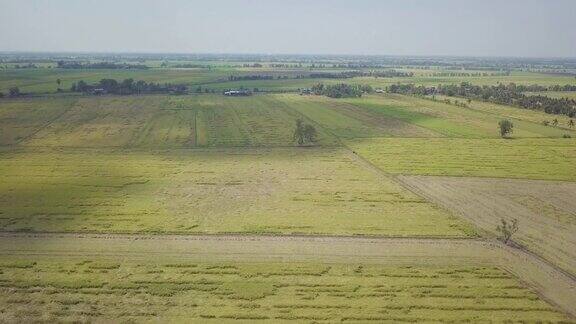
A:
343;94;576;138
0;258;568;323
2;68;576;95
348;138;576;181
2;60;576;321
433;94;576;131
1;95;338;148
0;147;472;236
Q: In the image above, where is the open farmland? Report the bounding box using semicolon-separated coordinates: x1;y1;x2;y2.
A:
279;94;439;138
348;138;576;181
1;51;576;322
0;68;231;95
0;97;76;145
343;94;576;138
398;176;576;276
0;259;565;322
432;95;576;131
0;233;574;322
5;95;337;148
0;148;471;236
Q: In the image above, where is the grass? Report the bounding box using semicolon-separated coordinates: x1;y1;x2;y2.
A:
0;257;569;322
343;94;576;138
0;147;472;236
433;94;576;132
0;95;337;148
348;137;576;181
279;94;439;138
0;97;77;145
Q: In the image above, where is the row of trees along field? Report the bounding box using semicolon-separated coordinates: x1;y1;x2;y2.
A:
388;82;576;118
71;79;187;95
311;83;373;98
227;70;413;82
57;61;149;69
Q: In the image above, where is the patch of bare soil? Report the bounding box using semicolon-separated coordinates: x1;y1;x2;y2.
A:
397;175;576;277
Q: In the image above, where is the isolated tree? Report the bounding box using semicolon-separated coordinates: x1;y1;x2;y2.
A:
498;119;514;138
293;119;317;146
552;118;559;126
496;218;519;244
569;119;574;128
293;119;306;145
56;78;62;87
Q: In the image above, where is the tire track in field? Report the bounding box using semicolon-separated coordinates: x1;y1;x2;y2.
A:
0;232;574;317
14;97;79;146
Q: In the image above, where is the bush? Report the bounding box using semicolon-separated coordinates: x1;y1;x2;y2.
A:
498;119;514;138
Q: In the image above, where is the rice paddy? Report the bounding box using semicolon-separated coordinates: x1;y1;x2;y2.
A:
1;63;576;321
0;258;569;322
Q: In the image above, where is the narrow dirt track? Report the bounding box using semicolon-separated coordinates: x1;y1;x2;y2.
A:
0;232;574;317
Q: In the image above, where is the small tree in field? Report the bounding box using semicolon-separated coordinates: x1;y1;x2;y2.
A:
569;119;575;129
498;119;514;138
496;218;519;244
293;119;317;146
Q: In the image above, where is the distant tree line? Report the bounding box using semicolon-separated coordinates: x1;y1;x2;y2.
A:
228;75;275;81
70;79;187;95
308;70;413;79
57;61;149;70
226;70;413;83
311;83;372;98
170;63;210;69
12;63;39;69
388;82;576;118
520;84;576;92
429;71;510;77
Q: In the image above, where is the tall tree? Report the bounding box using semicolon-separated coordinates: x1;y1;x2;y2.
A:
498;120;514;138
293;119;306;145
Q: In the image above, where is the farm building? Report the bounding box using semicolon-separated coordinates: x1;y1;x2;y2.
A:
224;89;251;96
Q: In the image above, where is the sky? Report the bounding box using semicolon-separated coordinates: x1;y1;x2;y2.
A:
1;0;575;57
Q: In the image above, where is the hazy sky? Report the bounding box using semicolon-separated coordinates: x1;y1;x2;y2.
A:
1;0;575;57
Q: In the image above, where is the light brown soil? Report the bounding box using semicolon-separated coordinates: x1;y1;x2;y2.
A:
397;175;576;278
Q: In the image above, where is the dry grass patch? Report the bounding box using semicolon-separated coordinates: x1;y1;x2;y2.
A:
0;147;472;236
399;175;576;276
